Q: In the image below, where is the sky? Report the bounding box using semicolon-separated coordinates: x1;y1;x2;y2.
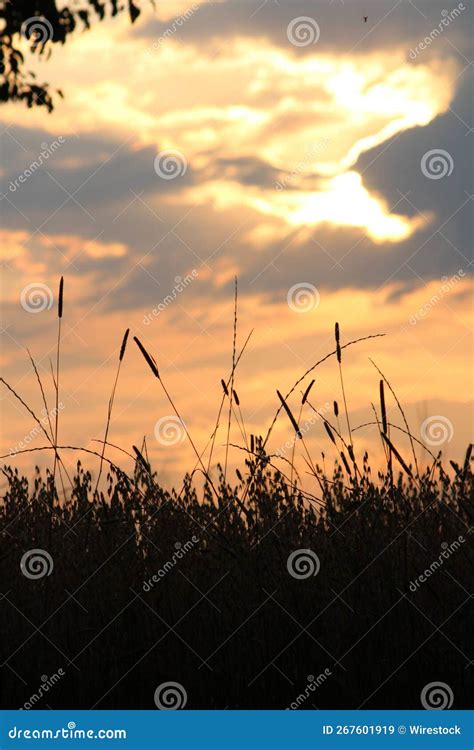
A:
0;0;473;490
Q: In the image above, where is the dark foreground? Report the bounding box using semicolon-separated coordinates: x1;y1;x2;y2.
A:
1;456;472;710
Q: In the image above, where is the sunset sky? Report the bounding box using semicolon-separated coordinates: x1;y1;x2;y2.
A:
1;0;472;488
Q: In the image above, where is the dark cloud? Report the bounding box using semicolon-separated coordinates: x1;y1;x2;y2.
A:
355;72;473;279
211;156;282;187
0;124;199;278
1;109;471;312
1;125;195;216
134;0;471;59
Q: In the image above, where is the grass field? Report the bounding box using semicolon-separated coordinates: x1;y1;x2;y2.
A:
1;279;472;709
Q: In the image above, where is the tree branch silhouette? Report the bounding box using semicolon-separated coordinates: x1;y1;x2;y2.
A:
0;0;145;111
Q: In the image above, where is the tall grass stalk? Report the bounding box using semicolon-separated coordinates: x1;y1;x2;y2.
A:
94;328;130;496
224;277;238;483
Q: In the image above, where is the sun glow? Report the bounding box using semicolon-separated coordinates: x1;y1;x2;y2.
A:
180;171;428;243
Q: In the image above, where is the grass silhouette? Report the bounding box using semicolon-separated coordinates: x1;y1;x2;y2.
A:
0;278;472;709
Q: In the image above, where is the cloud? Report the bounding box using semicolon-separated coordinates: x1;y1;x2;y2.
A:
134;0;471;59
1;1;471;307
1;0;472;484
